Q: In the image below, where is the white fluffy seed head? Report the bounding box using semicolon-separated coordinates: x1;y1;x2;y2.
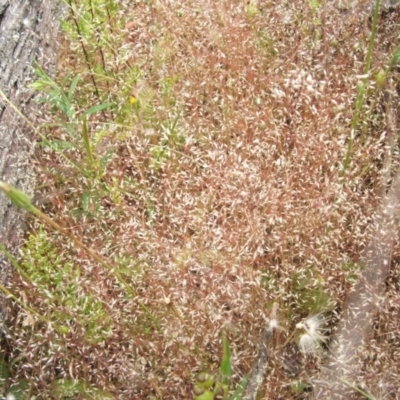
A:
296;314;327;354
268;318;285;332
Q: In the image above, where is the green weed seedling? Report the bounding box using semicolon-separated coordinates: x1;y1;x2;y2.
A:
30;64;80;120
5;380;31;400
262;267;334;321
194;332;249;400
291;268;334;315
30;64;113;160
50;378;114;399
246;2;259;19
0;182;161;332
30;65;118;217
1;227;114;343
5;378;114;400
150;112;183;172
20;227;114;342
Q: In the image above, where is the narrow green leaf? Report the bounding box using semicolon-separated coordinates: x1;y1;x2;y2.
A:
82;191;90;212
83;102;114;116
81;116;94;165
29;80;51;91
170;111;181;138
195;373;215;389
67;75;81;102
0;353;9;382
39;139;75;150
0;243;31;282
221;332;232;384
30;63;58;91
66;158;85;174
194;390;214;400
339;378;376;400
389;46;400;70
230;374;250;400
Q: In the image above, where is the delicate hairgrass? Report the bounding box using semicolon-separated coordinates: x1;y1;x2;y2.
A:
1;0;399;397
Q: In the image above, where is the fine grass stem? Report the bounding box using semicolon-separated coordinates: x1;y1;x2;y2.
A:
0;282;52;326
338;378;377;400
67;0;101;102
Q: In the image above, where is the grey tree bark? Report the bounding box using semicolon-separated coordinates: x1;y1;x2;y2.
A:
0;0;66;254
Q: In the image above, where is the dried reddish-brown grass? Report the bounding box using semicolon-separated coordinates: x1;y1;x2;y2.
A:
3;1;400;399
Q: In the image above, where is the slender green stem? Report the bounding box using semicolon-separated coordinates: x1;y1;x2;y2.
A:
0;88;37;132
81;116;95;167
365;0;381;75
339;378;377;400
0;282;52;325
67;0;102;102
0;244;31;282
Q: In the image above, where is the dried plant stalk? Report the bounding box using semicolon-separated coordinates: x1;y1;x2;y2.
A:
243;303;278;400
243;328;272;400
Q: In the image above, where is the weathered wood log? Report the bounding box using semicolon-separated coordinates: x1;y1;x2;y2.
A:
0;0;66;253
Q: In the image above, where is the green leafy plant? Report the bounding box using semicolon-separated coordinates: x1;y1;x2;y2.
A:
194;333;249;400
30;64;113;160
50;379;114;399
150;112;183;171
0;181;160;330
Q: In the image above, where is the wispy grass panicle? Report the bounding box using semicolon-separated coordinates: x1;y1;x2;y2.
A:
0;0;399;398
